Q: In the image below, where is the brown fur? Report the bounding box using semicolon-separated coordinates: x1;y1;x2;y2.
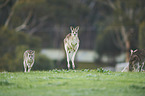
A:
129;49;145;72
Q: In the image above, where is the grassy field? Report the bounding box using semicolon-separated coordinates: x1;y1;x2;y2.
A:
0;69;145;96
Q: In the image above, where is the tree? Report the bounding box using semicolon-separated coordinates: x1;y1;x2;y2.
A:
96;0;145;62
139;22;145;49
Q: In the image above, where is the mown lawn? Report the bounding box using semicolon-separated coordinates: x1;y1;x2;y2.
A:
0;69;145;96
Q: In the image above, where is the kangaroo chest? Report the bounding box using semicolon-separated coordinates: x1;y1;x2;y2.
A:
27;59;33;63
69;36;79;46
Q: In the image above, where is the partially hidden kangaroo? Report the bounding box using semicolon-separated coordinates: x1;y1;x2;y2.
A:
129;49;145;72
64;26;80;69
122;49;145;72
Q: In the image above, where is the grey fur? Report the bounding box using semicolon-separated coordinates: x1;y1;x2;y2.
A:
64;26;80;69
23;50;35;72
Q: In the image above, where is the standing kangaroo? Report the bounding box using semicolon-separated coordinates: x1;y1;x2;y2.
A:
23;50;35;72
64;26;80;69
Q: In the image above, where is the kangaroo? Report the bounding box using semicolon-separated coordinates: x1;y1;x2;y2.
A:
64;26;80;69
129;49;145;72
122;49;145;72
23;50;35;72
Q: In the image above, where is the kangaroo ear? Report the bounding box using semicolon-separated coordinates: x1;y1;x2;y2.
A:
70;26;73;31
75;26;79;31
134;49;138;52
130;49;134;55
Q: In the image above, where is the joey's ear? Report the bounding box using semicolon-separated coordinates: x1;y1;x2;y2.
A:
130;49;133;55
70;26;73;31
75;26;79;31
134;49;138;52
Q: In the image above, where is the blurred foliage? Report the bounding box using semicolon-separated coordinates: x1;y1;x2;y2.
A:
33;54;55;71
2;0;98;49
0;0;16;26
96;31;121;56
0;0;145;71
9;0;90;29
139;22;145;49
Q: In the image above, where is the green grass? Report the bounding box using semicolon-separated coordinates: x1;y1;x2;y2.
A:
0;69;145;96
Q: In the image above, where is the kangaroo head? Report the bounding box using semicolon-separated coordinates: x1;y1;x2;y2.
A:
70;26;79;36
28;50;35;59
130;49;138;55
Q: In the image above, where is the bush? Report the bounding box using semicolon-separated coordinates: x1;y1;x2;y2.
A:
33;54;55;71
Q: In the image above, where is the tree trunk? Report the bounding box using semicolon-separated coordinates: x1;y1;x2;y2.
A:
125;39;130;62
120;25;130;62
